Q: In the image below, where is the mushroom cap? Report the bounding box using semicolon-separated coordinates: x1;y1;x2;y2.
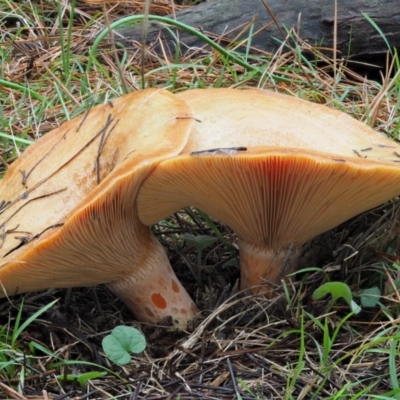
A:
178;88;399;161
0;89;193;296
137;88;400;289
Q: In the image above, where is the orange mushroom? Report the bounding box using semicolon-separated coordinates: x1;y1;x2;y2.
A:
137;88;400;294
0;89;197;328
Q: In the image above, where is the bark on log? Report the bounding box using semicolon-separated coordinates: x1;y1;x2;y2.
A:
115;0;400;62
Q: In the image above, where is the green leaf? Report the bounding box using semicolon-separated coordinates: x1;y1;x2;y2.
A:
313;282;352;303
360;287;381;308
313;282;361;314
102;326;146;365
183;233;217;252
350;300;362;314
59;371;107;387
222;258;239;267
387;280;400;294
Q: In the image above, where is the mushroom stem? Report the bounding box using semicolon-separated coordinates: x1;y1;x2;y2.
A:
239;239;301;294
106;236;198;329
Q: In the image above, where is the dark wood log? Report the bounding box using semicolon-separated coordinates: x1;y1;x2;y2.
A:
115;0;400;63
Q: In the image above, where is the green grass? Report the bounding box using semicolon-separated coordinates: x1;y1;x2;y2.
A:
1;0;400;398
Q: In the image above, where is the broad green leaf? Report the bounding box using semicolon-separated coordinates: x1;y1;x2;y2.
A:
222;258;239;267
183;233;217;252
360;287;381;308
313;282;361;314
313;282;352;304
102;326;146;365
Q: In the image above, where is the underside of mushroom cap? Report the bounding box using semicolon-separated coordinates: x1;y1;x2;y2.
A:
1;164;197;327
137;147;400;291
138;147;400;247
0;89;198;327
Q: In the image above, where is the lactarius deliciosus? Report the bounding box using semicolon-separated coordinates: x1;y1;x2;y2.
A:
137;88;400;294
0;89;198;328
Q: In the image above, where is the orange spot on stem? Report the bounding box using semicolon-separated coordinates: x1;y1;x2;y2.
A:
151;293;167;309
171;279;180;293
